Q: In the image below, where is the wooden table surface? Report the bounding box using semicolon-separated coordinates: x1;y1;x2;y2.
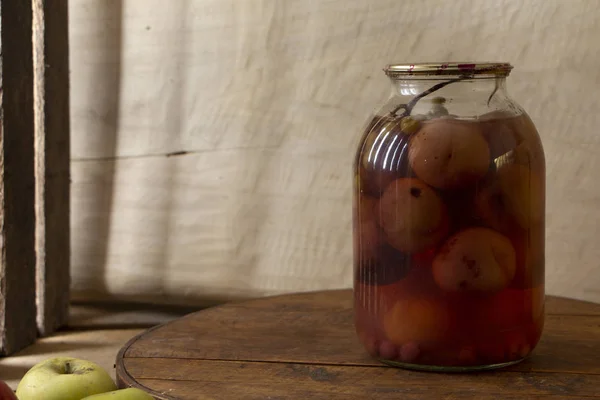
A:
116;289;600;399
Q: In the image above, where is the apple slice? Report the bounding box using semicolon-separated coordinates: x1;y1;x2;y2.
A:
16;357;117;400
81;387;154;400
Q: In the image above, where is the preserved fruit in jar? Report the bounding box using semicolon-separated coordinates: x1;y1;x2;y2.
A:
353;62;545;371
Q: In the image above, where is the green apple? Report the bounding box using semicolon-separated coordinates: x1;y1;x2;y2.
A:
16;357;117;400
0;380;18;400
81;387;154;400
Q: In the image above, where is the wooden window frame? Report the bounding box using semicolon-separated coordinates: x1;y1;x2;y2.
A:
0;0;70;356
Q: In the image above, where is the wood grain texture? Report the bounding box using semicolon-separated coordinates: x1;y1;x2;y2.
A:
130;362;600;400
32;0;71;336
0;0;38;355
68;0;600;305
116;290;600;399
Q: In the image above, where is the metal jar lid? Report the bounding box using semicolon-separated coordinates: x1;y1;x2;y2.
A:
384;62;514;78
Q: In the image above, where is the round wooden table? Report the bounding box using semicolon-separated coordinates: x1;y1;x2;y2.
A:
116;289;600;399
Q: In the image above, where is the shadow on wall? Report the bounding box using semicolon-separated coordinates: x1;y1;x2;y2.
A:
130;1;191;300
75;0;123;296
73;0;192;303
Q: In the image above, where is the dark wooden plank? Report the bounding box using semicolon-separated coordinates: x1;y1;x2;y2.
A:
119;359;600;400
122;291;600;374
116;290;600;399
0;0;38;355
32;0;70;336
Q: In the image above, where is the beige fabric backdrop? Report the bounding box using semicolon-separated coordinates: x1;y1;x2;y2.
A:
69;0;600;306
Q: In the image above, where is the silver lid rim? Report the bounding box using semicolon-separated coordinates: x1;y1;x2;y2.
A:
384;62;514;78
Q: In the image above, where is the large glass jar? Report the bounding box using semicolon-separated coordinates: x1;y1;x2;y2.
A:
353;62;545;372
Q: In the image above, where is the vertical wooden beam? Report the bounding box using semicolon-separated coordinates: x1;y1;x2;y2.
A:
0;0;38;355
32;0;70;336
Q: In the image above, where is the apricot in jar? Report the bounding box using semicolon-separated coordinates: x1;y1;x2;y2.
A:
475;163;544;232
478;111;520;159
383;296;450;346
355;244;411;286
432;227;517;293
377;178;449;254
408;118;490;189
474;286;545;332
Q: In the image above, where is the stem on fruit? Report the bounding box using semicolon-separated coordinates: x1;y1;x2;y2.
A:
487;78;500;106
389;76;469;118
64;361;72;374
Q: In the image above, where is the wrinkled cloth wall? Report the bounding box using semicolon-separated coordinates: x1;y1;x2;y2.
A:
69;0;600;306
